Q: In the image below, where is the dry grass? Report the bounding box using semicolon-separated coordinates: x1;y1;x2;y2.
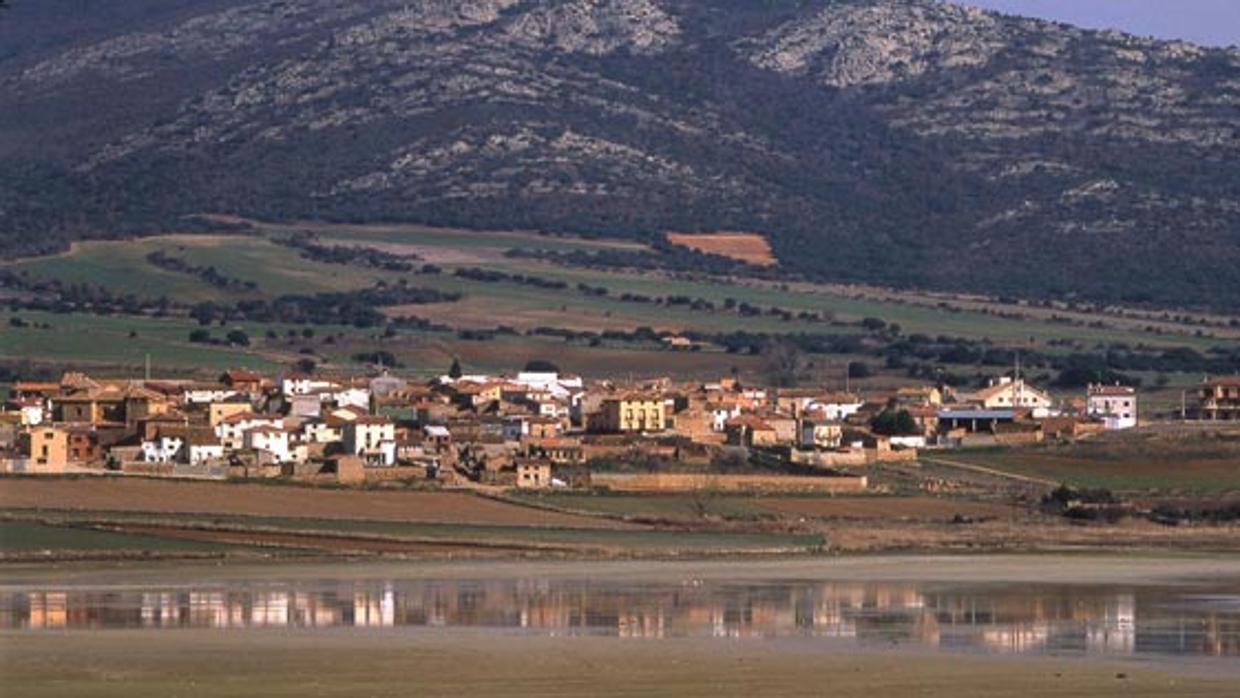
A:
0;479;628;529
666;232;777;266
760;496;1016;521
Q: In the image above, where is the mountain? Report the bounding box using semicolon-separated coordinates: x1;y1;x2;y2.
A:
1;0;1238;309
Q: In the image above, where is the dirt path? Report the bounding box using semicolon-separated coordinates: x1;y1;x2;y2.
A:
920;457;1060;487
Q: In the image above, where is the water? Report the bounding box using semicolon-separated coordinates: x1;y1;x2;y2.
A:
3;575;1237;659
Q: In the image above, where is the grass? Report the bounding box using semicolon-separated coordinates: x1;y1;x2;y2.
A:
509;492;776;519
943;445;1240;494
11;235;376;302
3;225;1232;380
9;230;1228;351
0;520;250;554
0;309;304;371
5;510;823;553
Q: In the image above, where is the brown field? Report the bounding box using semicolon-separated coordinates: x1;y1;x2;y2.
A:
0;479;629;529
4;629;1235;698
761;496;1017;521
666;232;777;266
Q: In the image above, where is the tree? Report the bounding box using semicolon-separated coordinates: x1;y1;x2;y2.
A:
761;341;807;387
448;357;463;379
188;329;211;343
294;358;316;374
871;408;919;436
225;329;250;346
523;359;560;373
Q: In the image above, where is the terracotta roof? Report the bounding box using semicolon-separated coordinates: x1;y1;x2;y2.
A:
724;415;775;431
350;415;393;426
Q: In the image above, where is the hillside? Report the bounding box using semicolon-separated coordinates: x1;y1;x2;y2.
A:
1;0;1238;309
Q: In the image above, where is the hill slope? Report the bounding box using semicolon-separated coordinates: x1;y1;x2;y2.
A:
1;0;1238;309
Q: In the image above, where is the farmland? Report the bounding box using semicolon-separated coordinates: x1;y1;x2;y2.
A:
937;427;1240;494
666;232;776;266
5;223;1235;391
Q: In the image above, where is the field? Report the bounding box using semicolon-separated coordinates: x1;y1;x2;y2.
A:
512;492;1014;522
5;222;1234;386
938;429;1240;494
0;520;253;555
666;231;776;266
0;478;624;529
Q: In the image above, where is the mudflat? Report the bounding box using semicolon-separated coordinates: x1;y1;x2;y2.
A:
3;629;1237;698
4;555;1239;696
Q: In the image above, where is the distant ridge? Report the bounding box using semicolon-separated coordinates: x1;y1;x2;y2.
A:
0;0;1237;309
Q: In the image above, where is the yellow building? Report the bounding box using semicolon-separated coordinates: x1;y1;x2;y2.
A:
209;401;252;427
26;426;69;473
594;394;666;433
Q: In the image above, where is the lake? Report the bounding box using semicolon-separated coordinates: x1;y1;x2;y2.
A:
3;560;1237;660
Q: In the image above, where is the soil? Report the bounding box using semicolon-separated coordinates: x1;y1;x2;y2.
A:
0;479;631;529
3;626;1237;697
666;232;777;266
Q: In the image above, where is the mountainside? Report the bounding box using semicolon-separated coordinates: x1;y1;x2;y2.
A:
1;0;1238;309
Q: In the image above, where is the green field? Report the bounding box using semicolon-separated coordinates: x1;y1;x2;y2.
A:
0;520;250;554
509;493;776;519
2;510;823;554
0;309;304;372
4;225;1233;380
942;444;1240;494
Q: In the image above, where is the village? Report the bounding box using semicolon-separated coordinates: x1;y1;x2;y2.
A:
2;360;1230;492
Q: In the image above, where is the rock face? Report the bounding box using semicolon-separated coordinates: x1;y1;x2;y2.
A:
1;0;1239;309
745;2;1003;87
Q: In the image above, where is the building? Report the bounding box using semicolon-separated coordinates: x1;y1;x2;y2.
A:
25;426;68;472
798;419;843;450
1198;377;1240;421
966;377;1053;412
1086;384;1138;430
724;415;778;447
515;460;553;489
343;416;397;466
593;394;666;433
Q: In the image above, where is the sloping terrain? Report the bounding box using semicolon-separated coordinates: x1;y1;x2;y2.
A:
0;0;1237;308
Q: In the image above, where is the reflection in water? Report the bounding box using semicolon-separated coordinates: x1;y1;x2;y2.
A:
2;579;1237;658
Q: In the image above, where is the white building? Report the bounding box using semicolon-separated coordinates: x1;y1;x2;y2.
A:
245;426;305;463
343;417;397;466
805;393;864;422
216;413;283;450
1087;384;1138;430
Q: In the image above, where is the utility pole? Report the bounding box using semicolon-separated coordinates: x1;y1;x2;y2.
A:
144;353;151;382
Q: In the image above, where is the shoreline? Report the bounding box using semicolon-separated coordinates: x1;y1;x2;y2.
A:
6;552;1240;587
3;627;1238;696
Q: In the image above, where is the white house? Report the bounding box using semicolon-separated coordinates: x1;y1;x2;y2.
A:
805;393;864;422
245;426;305;463
966;377;1054;415
343;416;397;466
184;385;240;405
216;413;283;450
281;374;342;397
1087;384;1138;430
141;428;223;465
